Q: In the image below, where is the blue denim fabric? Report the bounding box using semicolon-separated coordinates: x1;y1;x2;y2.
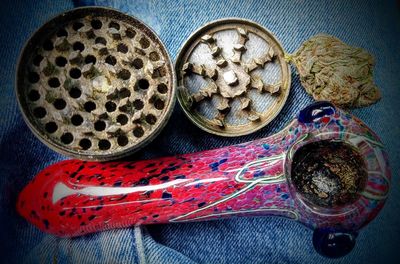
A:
0;0;399;263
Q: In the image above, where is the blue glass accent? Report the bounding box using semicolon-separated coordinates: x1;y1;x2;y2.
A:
209;162;219;171
313;228;357;258
253;171;265;177
161;192;172;199
209;159;227;171
298;102;336;124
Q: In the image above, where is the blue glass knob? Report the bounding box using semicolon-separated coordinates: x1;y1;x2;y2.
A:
313;228;357;258
298;101;336;124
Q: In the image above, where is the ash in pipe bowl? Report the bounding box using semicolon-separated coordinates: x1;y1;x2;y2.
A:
16;7;176;161
291;140;367;208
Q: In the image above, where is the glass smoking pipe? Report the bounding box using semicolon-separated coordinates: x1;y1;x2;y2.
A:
17;102;390;257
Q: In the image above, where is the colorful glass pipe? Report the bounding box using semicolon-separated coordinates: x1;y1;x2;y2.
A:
17;102;390;257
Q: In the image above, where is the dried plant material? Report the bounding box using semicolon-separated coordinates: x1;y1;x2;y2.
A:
290;34;381;108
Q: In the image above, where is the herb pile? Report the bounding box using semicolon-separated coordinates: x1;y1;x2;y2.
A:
290;34;381;108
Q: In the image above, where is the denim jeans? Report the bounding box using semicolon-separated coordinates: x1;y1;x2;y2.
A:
0;0;399;263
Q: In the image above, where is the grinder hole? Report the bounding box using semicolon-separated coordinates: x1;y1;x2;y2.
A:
48;77;60;88
28;90;40;101
69;68;81;79
85;55;96;65
125;28;136;38
119;88;131;98
56;28;68;37
136;79;149;90
95;37;107;45
157;83;168;94
117;135;129;146
43;40;53;51
61;132;73;144
72;22;84;31
154;99;165;110
28;72;40;84
291;140;367;208
105;55;117;66
91;19;102;29
109;21;120;30
117;114;128;125
45;122;58;133
79;138;92;150
105;101;116;112
98;139;111;150
33;107;46;118
73;42;85;52
149;52;160;61
132;58;143;69
33;55;43;66
117;43;128;53
133;127;144;138
94;120;106;131
71;114;83;126
117;69;131;80
133;99;144;110
139;37;150;49
69;87;81;98
145;114;157;125
55;56;67;67
53;99;66;110
84;101;96;112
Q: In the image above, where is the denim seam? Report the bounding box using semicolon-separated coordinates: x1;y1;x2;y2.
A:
134;226;147;264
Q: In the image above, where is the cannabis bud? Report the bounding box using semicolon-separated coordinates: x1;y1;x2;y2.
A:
290;34;381;108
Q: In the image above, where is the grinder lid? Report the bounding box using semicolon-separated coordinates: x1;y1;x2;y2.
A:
16;7;176;161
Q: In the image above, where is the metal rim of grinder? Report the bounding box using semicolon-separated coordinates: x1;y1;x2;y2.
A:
176;18;291;136
16;7;176;161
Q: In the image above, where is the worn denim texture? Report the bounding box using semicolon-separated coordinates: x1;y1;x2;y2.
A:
0;0;399;263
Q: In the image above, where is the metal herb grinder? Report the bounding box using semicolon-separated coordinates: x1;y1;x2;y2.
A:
175;18;291;137
16;7;176;161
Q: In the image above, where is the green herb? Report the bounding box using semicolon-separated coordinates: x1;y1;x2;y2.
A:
43;61;58;77
83;66;101;80
289;34;381;108
45;92;56;104
55;39;70;52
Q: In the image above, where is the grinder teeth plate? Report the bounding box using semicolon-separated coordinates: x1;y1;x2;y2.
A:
16;7;175;161
176;18;291;137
